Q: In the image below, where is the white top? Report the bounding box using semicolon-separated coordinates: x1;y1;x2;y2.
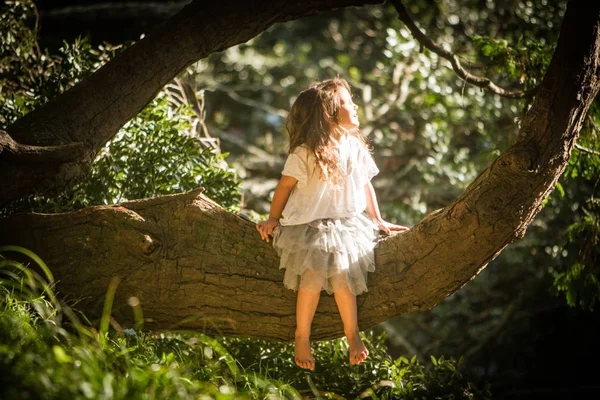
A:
279;135;379;226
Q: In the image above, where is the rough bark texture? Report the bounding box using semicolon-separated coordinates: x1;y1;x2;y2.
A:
0;1;599;341
0;0;380;206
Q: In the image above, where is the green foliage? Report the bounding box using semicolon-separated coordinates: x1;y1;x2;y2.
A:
224;335;490;399
553;211;600;311
547;100;600;311
67;94;240;211
472;35;553;87
0;0;118;126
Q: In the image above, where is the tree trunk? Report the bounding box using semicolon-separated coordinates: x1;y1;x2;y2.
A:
0;0;379;206
0;1;599;342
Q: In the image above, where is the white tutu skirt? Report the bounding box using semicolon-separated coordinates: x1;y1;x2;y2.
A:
272;214;379;296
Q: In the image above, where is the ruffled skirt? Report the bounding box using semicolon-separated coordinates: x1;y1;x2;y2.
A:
272;214;378;296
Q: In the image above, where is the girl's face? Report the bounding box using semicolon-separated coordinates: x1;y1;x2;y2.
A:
336;87;359;130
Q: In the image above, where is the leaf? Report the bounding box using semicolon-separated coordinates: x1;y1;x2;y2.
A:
430;355;438;366
52;345;73;363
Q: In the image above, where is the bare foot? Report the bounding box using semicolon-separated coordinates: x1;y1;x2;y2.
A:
294;337;315;370
347;333;369;365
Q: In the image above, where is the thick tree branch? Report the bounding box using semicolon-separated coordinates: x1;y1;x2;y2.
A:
391;0;537;100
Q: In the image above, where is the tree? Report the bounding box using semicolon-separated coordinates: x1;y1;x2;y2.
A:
0;0;599;341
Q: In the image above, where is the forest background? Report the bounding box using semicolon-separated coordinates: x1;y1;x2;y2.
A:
1;0;599;399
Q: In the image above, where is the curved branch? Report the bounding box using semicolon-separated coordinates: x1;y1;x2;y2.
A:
0;130;86;164
391;0;537;100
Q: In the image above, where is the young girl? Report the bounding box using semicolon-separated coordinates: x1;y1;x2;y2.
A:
256;78;408;371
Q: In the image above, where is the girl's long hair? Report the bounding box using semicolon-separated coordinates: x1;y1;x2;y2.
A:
285;77;368;186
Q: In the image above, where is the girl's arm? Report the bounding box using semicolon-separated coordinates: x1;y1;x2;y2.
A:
364;182;409;235
256;175;298;242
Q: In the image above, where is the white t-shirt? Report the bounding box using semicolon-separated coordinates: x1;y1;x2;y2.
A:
279;135;379;226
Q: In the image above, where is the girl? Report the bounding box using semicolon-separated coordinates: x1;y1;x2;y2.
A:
256;78;408;371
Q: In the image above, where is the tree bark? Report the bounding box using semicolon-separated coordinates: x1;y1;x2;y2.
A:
0;0;380;206
0;1;599;342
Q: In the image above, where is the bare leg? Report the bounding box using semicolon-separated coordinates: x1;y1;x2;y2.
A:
295;287;321;370
334;285;368;365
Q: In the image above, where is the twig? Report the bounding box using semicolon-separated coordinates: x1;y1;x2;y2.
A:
575;143;600;156
586;113;600;134
223;90;288;119
31;1;42;58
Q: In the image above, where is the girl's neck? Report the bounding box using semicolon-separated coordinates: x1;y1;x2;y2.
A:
329;128;349;144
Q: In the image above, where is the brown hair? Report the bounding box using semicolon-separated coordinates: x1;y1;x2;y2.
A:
285;77;367;186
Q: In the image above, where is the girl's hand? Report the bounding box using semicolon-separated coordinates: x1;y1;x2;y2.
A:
256;217;280;242
375;219;409;236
